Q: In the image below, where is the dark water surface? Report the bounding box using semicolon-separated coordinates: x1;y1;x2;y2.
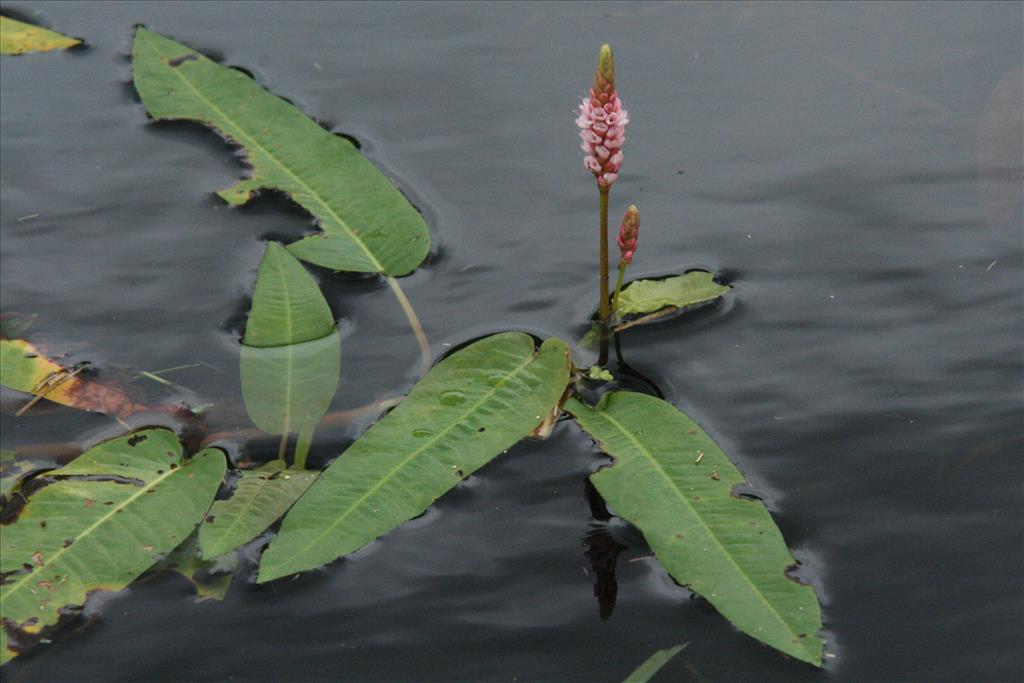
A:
2;2;1022;681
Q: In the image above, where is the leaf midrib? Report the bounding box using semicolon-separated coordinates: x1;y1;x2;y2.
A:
588;404;809;654
1;450;191;607
137;30;384;273
272;348;543;571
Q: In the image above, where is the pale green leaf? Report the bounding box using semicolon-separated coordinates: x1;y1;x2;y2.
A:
240;332;340;438
622;643;688;683
131;27;429;276
199;461;317;558
0;430;225;664
258;332;572;582
0;16;79;55
566;392;823;666
615;271;730;330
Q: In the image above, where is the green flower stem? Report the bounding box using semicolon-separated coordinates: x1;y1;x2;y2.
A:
611;261;628;317
598;187;610;364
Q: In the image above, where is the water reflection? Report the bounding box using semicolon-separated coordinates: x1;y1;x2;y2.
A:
582;527;626;621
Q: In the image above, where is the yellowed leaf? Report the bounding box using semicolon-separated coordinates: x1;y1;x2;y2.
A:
0;339;145;419
0;16;80;55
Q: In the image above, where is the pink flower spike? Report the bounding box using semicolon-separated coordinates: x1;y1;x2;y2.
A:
616;204;640;265
576;44;628;190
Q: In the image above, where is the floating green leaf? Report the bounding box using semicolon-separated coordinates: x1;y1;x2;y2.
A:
566;392;823;666
623;643;688;683
258;332;572;582
153;531;236;602
199;461;317;559
0;430;225;664
131;27;429;276
615;271;730;330
0;16;79;55
243;242;334;348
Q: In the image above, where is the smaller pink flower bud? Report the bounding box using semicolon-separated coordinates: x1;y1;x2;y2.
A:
616;205;640;265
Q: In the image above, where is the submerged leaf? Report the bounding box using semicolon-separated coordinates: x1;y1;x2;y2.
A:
0;448;34;502
153;531;236;602
0;338;144;419
622;643;688;683
258;332;572;582
240;333;340;438
0;430;224;663
615;271;730;329
198;461;316;559
131;27;429;276
566;392;823;666
0;16;79;55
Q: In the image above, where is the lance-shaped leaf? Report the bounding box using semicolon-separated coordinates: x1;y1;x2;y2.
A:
198;461;316;558
622;643;688;683
0;16;79;55
0;338;145;419
239;243;340;443
131;27;429;276
0;430;224;664
566;392;823;666
258;332;572;582
615;271;730;330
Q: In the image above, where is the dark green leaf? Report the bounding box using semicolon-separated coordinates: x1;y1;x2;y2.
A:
566;392;823;666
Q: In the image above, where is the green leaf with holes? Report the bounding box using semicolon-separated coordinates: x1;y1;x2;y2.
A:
566;392;823;666
131;27;429;276
199;461;317;558
258;332;572;582
615;271;729;330
0;429;224;664
239;243;340;451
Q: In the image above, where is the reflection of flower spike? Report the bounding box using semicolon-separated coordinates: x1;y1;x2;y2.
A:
617;205;640;265
577;44;628;190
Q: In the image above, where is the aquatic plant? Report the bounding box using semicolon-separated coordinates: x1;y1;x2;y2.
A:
0;32;824;670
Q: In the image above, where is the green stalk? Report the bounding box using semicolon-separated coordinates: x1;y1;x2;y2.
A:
293;426;314;470
611;261;627;318
598;187;610;364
